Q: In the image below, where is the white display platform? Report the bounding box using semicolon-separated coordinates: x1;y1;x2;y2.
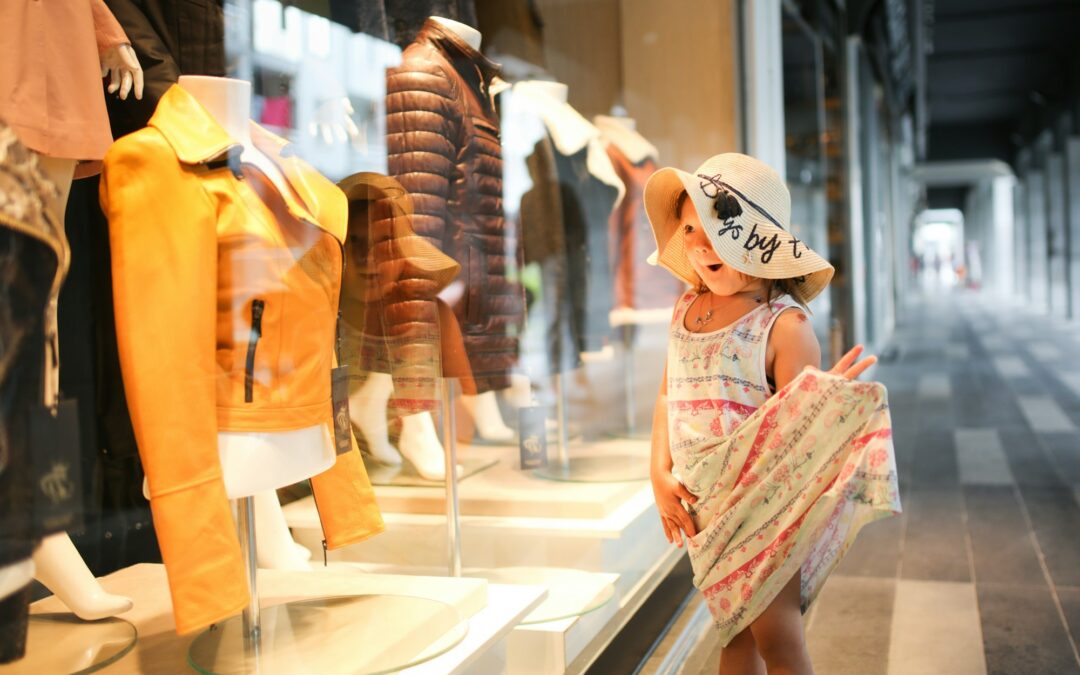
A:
361;439;650;519
285;478;665;602
24;563;544;675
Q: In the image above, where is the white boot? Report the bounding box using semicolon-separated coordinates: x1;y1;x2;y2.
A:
349;372;402;466
253;491;310;571
33;533;133;620
399;412;447;480
460;391;515;442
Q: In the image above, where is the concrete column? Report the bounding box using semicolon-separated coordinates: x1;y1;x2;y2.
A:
1046;153;1068;314
992;176;1016;298
742;0;786;178
1027;170;1048;310
1066;138;1080;319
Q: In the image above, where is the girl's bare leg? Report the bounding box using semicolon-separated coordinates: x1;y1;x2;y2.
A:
718;627;766;675
749;571;813;675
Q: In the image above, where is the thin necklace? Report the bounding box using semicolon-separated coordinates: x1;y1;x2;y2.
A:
694;292;717;328
692;288;767;332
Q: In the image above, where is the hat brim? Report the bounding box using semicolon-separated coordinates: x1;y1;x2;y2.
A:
338;172;461;292
643;167;834;304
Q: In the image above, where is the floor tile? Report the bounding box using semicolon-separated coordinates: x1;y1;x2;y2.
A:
964;485;1044;583
1040;432;1080;483
993;356;1031;378
917;373;952;400
1019;485;1080;587
887;579;986;675
955;428;1015;485
902;487;971;582
1060;373;1080;399
1029;343;1064;363
1018;396;1077;433
806;576;895;675
999;427;1071;487
1059;587;1080;652
976;582;1080;675
834;512;905;578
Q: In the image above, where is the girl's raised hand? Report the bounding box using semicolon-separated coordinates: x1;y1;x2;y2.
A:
827;344;877;380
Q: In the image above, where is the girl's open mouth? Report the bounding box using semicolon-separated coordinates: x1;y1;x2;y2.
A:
707;263;723;272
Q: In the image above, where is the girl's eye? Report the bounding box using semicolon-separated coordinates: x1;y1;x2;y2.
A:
683;224;694;234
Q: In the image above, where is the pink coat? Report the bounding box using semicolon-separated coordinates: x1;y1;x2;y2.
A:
0;0;128;163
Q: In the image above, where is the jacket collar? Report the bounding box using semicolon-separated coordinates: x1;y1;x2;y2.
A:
149;85;347;244
414;19;501;106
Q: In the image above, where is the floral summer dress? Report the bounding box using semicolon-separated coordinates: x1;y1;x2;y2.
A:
666;292;901;645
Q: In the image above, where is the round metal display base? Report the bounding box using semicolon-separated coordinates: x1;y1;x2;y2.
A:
532;454;650;483
469;567;615;625
0;613;137;675
187;595;467;675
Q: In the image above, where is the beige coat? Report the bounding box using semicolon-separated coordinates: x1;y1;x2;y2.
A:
0;0;128;161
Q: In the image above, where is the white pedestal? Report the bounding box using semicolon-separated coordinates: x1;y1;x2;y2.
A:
25;563;544;675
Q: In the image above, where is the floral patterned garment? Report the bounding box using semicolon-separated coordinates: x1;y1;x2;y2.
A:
666;292;901;646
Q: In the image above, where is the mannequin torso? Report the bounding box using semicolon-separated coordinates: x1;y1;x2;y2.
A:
177;75;334;497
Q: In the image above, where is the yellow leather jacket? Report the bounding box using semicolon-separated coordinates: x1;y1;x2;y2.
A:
100;85;384;635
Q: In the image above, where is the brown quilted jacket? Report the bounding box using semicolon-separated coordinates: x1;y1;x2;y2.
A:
338;172;461;414
386;18;523;393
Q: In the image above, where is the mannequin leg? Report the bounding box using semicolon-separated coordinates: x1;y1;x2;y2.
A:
32;533;133;620
460;390;514;442
348;372;402;465
252;491;310;571
0;559;34;603
398;412;448;480
33;156;77;215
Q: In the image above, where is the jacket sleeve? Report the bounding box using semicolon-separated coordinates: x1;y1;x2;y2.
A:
90;0;129;53
100;132;249;635
385;57;460;253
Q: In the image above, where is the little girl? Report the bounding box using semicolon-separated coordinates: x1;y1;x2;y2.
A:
645;153;900;674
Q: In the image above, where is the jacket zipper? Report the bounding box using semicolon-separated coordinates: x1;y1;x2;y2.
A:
244;299;265;403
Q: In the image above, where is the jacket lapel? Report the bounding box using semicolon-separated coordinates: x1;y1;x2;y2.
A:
150;85;346;245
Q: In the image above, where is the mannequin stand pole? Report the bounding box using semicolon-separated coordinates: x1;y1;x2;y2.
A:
441;380;462;577
236;496;260;641
553;372;569;466
621;327;637;435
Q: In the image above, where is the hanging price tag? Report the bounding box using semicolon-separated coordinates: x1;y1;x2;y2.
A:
331;366;352;455
517;406;548;470
30;398;83;534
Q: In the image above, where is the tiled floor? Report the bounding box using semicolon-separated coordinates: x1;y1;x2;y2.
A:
682;291;1080;674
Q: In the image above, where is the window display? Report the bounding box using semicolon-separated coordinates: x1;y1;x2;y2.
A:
0;1;912;672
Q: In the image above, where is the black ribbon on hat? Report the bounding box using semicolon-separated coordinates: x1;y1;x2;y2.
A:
697;173;787;232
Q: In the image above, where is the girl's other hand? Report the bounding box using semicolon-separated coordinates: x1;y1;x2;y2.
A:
651;471;698;547
826;344;877;380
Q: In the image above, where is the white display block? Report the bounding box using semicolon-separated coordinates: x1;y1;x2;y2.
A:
286;482;666;603
361;439;650;519
24;563;530;674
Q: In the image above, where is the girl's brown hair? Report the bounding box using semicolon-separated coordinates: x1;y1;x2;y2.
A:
676;190;810;309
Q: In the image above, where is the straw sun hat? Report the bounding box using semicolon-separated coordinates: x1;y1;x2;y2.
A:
644;153;834;303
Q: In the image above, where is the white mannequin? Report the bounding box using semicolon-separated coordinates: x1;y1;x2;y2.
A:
512;81;626;205
139;75;337;569
0;41;145;619
593;114;659;165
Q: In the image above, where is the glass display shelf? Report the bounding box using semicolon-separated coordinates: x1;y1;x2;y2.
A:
0;613;137;675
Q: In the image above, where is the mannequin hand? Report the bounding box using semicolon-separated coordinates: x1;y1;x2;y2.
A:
100;44;144;101
651;471;697;548
823;344;877;380
309;97;363;146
